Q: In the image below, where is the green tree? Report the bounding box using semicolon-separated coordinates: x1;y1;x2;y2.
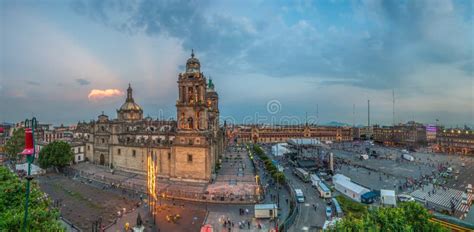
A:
38;141;73;170
4;128;25;162
273;172;286;184
0;166;64;231
329;201;447;232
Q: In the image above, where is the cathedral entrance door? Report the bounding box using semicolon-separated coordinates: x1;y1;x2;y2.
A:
100;154;105;165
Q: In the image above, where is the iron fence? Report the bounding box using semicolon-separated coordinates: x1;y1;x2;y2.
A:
65;167;260;204
279;180;299;232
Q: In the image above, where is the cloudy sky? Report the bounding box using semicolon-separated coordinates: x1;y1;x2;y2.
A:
1;0;473;127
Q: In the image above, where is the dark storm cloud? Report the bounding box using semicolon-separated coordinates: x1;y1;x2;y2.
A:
76;78;91;85
71;0;256;57
71;0;472;90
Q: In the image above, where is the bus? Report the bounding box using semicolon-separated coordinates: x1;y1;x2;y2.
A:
332;198;343;217
317;181;332;199
295;189;305;203
294;168;310;182
310;174;321;188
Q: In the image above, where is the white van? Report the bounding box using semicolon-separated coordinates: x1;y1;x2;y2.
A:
295;189;305;203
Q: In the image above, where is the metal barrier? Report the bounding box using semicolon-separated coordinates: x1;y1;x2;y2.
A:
65;167;259;204
279;180;299;232
59;216;82;232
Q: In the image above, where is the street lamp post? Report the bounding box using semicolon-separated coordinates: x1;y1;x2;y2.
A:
21;117;37;232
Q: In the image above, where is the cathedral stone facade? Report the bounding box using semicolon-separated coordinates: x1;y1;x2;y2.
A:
74;52;225;182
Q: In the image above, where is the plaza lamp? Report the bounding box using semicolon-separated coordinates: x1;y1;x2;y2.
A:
20;117;38;232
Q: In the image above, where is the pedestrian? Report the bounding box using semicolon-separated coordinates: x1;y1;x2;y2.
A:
248;220;251;229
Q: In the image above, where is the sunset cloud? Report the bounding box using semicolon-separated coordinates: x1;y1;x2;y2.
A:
87;89;123;101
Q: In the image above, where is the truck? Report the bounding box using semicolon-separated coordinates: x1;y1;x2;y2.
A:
402;153;414;161
317;181;332;199
295;189;305;203
311;174;322;188
254;204;278;219
294;168;310;182
380;189;397;206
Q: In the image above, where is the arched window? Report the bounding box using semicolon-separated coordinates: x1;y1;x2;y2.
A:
188;117;194;129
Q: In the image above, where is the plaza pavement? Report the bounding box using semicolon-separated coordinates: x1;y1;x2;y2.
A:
207;150;258;197
204;148;291;232
332;142;474;191
37;174;139;231
73;151;259;202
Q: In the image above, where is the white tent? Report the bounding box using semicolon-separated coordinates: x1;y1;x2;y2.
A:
332;174;351;183
271;143;289;156
333;175;370;202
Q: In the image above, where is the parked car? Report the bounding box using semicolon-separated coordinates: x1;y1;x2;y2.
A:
397;194;415;202
325;206;332;219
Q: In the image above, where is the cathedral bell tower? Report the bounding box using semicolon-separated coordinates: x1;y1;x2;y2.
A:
172;50;213;182
176;50;209;131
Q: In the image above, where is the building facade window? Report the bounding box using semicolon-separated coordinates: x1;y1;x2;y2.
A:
168;153;171;160
118;149;121;155
187;154;193;162
132;150;136;157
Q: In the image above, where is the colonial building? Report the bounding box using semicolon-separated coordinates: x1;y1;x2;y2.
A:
435;128;474;155
74;52;225;182
229;124;353;144
372;121;427;147
352;126;373;140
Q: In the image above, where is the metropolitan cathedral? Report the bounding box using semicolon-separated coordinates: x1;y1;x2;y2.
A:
74;51;225;182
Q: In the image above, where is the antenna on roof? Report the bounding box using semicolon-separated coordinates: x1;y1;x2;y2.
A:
353;103;355;127
392;89;395;126
316;104;319;125
305;112;308;126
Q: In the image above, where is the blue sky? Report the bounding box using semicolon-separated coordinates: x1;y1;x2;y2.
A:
1;0;473;127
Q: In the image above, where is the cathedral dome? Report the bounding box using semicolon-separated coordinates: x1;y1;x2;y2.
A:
117;84;143;121
120;101;142;111
119;84;142;111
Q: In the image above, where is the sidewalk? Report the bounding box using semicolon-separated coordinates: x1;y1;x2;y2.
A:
253;151;291;229
206;207;273;232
